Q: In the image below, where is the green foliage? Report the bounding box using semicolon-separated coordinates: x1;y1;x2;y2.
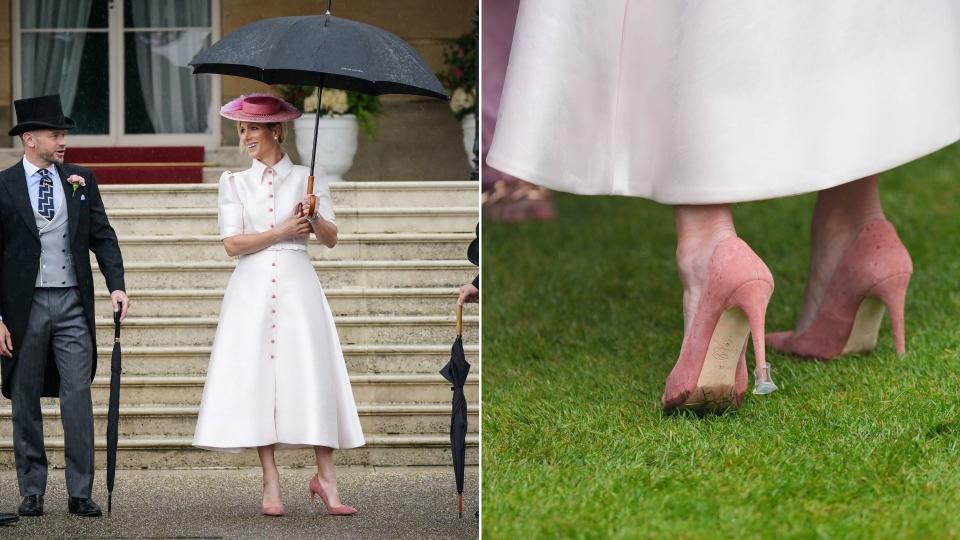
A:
437;31;478;120
482;143;960;538
271;85;383;138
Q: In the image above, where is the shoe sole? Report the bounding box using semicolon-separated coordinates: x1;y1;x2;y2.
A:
681;307;750;414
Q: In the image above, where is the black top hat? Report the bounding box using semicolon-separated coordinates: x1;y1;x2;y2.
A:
8;94;77;136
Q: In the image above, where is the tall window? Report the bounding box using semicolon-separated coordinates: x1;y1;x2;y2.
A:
17;0;216;141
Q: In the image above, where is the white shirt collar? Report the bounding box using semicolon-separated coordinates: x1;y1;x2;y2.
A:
250;153;293;183
22;155;55;180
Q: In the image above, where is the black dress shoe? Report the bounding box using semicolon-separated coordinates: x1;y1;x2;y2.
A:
18;495;43;516
68;497;102;517
0;512;18;525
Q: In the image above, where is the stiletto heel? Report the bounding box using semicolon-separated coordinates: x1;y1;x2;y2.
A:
730;280;779;395
768;219;912;360
308;474;357;516
869;273;910;356
662;238;776;413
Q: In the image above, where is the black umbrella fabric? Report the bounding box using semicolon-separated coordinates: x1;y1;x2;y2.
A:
439;304;470;518
106;304;123;513
189;6;448;215
188;14;447;99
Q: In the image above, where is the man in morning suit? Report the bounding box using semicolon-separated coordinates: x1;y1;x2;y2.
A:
0;94;130;518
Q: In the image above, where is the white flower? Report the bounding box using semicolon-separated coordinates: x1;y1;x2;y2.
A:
320;88;350;115
449;87;476;113
303;89;320;113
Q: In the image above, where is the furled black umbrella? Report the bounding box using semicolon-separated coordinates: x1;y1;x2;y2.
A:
106;303;123;513
439;304;471;518
188;0;447;216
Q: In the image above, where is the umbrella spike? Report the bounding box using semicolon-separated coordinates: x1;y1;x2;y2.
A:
458;494;463;518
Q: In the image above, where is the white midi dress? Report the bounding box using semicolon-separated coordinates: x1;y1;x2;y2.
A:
193;155;365;452
487;0;960;204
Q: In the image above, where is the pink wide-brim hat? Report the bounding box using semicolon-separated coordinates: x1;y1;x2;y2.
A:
219;92;302;123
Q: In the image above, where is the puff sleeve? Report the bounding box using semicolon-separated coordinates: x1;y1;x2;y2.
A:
312;175;336;224
218;172;244;240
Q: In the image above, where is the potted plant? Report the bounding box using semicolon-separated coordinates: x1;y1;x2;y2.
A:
274;85;382;181
437;32;477;169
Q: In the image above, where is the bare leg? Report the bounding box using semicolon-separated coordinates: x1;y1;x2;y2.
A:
313;446;345;506
795;174;886;332
257;445;283;509
674;204;737;334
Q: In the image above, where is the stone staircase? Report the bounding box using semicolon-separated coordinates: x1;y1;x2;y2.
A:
0;181;479;468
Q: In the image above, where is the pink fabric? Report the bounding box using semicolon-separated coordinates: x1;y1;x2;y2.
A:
481;0;520;189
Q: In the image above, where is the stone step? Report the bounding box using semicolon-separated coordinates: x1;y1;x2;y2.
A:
112;233;471;262
100;181;478;209
0;434;479;467
0;403;479;438
93;344;479;376
95;288;475;318
94;260;476;289
72;374;479;406
97;315;479;347
108;207;477;235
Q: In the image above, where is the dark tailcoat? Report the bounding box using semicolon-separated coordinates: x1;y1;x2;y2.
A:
0;160;124;398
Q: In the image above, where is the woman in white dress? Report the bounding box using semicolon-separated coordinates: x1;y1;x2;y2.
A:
487;1;960;412
193;93;364;516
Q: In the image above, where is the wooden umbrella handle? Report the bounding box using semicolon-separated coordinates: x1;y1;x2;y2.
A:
306;175;317;216
456;304;463;338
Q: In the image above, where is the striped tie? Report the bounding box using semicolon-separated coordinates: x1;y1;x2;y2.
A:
37;169;55;220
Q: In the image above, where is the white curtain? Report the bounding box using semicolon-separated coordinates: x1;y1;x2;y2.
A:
131;1;211;133
20;0;94;114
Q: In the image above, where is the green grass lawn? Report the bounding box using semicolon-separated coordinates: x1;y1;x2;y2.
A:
481;143;960;539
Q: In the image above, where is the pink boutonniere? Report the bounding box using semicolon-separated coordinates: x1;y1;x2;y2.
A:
67;174;86;197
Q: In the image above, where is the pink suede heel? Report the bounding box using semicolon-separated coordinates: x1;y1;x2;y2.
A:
662;237;777;413
308;475;357;516
767;219;912;360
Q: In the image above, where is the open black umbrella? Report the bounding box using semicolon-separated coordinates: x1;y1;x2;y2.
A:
439;304;471;518
188;0;447;215
106;303;123;513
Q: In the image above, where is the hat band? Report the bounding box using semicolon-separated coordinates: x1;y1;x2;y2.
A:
242;99;281;116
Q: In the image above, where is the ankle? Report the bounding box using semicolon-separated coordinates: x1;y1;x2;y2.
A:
675;229;737;285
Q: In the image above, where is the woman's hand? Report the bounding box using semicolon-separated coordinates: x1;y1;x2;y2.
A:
274;205;312;241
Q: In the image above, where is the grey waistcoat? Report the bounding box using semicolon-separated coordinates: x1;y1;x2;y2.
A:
33;178;77;288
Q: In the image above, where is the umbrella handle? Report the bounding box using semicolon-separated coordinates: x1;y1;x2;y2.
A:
306;176;317;216
456;304;462;338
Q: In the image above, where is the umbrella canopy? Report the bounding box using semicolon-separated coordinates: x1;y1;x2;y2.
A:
439;304;471;518
106;304;123;513
189;13;447;100
188;7;447;214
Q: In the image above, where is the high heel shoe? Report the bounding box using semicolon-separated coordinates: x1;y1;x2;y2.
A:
308;475;357;516
767;219;912;360
662;237;778;413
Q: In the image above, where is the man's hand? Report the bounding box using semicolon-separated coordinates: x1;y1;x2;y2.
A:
0;321;12;358
111;290;131;322
457;283;479;306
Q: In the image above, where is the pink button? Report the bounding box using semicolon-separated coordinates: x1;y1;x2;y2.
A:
269;194;274;198
271;279;276;283
268;181;273;186
271;355;275;359
267;168;273;174
272;262;276;266
268;208;273;212
272;324;276;328
272;309;276;314
271;339;276;343
272;294;276;298
270;224;274;228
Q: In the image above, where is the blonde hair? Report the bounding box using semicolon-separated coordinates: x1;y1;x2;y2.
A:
236;121;285;152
